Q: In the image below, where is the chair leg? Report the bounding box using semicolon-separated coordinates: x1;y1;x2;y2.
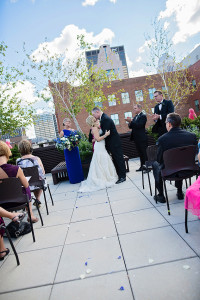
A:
47;184;54;206
142;168;144;190
43;190;49;215
3;226;20;266
155;184;157;203
27;203;35;242
147;170;152;196
163;180;170;215
185;209;188;233
185;179;188;189
189;177;191;186
34;199;44;226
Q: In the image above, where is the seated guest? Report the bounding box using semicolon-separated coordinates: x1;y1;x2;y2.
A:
152;113;198;203
0;208;25;260
16;140;47;208
0;141;38;223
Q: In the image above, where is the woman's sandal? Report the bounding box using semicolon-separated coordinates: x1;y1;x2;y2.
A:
0;248;10;261
12;213;25;223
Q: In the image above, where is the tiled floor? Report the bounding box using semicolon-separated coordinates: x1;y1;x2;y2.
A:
0;158;200;300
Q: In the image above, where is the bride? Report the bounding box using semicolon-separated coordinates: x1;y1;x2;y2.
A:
79;115;118;192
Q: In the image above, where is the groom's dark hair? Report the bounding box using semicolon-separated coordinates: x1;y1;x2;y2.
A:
92;107;101;113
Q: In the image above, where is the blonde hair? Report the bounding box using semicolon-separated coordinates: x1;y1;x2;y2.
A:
18;140;32;156
63;118;71;126
86;115;96;127
0;141;12;159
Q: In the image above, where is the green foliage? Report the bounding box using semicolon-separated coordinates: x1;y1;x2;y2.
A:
181;116;200;139
8;144;21;165
0;42;34;136
78;139;93;162
146;125;159;142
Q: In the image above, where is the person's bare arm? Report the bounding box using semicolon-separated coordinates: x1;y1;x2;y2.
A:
36;156;45;174
59;131;64;137
17;167;29;188
92;127;110;142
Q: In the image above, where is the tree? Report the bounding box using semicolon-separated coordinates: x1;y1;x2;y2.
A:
0;42;34;137
24;35;122;134
142;19;197;114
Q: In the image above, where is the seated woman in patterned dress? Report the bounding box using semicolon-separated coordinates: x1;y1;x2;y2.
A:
0;141;38;223
16;139;47;208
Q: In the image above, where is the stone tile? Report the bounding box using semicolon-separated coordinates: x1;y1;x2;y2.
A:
34;209;73;229
55;237;125;282
66;216;117;244
129;257;200;300
51;190;77;201
76;193;108;206
0;285;52;300
41;198;76;213
157;202;198;225
108;188;137;201
114;208;168;235
16;224;68;252
0;247;62;293
120;226;196;269
71;203;111;222
174;220;200;256
52;272;133;300
111;195;153;215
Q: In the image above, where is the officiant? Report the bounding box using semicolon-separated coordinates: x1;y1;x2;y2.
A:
152;90;174;137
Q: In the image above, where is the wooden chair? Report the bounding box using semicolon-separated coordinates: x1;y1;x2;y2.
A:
142;145;158;196
161;145;199;215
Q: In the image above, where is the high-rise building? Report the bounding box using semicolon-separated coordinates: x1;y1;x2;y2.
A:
85;44;129;79
181;45;200;67
33;113;59;141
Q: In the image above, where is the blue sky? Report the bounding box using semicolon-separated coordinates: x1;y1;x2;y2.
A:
1;0;200;137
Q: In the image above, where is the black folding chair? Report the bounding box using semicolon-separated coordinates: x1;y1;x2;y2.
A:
22;166;54;216
161;145;199;215
142;145;158;196
0;178;36;245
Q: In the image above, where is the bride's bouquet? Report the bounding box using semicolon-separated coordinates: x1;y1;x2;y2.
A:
55;132;81;152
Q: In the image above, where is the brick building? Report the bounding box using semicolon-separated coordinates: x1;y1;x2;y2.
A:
53;62;200;136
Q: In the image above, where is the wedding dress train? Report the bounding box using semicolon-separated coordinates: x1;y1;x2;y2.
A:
79;134;118;193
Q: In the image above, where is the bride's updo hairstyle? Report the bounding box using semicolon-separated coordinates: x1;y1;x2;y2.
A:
86;115;96;127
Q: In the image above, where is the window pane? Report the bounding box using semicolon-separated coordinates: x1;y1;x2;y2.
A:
111;113;119;125
148;88;156;100
192;80;197;88
121;92;130;104
94;97;102;108
108;94;116;106
135;90;143;101
124;112;132;118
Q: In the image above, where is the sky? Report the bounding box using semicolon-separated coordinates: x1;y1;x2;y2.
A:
1;0;200;137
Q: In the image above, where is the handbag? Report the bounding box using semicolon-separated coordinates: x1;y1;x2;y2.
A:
5;221;32;238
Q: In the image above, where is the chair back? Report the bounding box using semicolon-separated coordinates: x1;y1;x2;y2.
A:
22;166;40;185
146;145;158;165
0;177;27;206
162;145;197;177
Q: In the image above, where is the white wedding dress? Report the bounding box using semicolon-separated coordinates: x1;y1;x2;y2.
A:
79;130;118;193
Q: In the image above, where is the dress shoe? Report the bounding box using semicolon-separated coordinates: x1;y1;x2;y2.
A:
136;167;143;172
116;178;126;184
153;194;166;203
176;191;184;200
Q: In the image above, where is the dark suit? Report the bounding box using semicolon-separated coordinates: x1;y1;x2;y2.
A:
153;127;198;194
100;113;126;179
152;99;174;137
129;112;147;167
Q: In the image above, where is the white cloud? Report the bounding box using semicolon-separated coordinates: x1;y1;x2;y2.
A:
82;0;116;6
31;24;115;62
163;21;170;30
136;56;142;63
158;0;200;44
138;39;155;53
126;54;133;69
129;69;148;78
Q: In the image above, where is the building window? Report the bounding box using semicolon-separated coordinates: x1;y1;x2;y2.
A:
108;94;116;106
94;97;102;108
121;92;130;104
148;88;156;100
111;113;119;125
124;111;132;119
135;90;143;102
192;80;196;88
195;100;199;112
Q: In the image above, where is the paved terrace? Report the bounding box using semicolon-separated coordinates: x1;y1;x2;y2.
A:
0;158;200;300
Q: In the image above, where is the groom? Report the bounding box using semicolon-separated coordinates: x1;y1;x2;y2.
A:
92;107;126;184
